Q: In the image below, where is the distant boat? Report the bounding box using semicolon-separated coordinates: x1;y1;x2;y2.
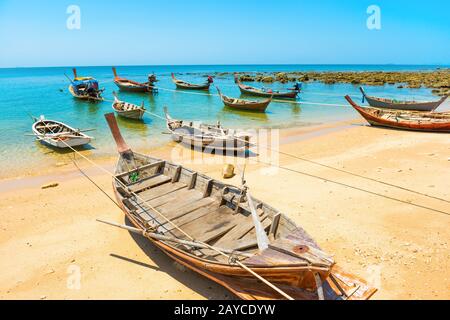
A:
112;67;158;93
68;68;104;101
32;116;92;148
171;73;213;90
217;87;271;112
360;87;447;111
112;92;146;120
164;107;251;152
234;74;300;99
346;95;450;133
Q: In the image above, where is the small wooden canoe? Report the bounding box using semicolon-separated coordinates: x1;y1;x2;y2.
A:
360;87;448;111
32;116;92;148
112;67;158;93
234;74;300;99
217;87;272;112
68;68;104;101
172;73;213;90
346;95;450;132
164;108;251;152
104;113;376;300
112;92;146;120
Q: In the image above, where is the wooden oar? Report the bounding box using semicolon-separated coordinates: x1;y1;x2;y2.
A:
97;219;253;258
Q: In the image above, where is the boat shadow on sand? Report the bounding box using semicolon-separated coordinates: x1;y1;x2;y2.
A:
109;216;234;300
34;140;96;154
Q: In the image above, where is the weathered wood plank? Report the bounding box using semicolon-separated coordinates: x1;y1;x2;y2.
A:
128;174;171;193
213;211;265;248
163;200;219;232
171;205;237;242
159;196;217;223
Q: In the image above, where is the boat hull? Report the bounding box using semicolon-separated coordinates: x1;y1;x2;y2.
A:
115;109;145;120
346;96;450;132
114;80;155;93
365;95;444;111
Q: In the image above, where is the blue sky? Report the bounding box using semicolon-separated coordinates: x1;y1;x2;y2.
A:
0;0;448;67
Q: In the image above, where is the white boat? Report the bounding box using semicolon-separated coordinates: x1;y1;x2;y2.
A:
164;108;251;152
112;92;146;120
32;116;92;148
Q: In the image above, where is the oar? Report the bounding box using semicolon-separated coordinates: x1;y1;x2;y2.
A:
237;164;269;252
96;219;252;258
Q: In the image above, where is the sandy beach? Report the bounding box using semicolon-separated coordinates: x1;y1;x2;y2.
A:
1;119;449;300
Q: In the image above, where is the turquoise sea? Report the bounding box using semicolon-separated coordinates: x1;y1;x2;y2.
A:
0;64;447;179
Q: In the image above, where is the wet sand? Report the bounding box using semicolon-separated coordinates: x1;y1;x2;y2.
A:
0;119;449;300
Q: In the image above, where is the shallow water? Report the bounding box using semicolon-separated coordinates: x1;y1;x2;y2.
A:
0;64;444;178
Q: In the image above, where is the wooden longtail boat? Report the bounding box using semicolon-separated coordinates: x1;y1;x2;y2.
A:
360;87;448;111
68;68;104;101
346;95;450;133
112;67;158;93
104;113;376;300
234;74;300;99
112;92;146;120
217;87;272;113
32;116;92;148
164;108;251;152
172;73;213;90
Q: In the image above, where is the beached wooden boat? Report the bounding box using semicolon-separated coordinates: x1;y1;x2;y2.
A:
104;113;376;300
346;95;450;132
164;108;251;152
217;87;272;112
112;67;158;93
172;73;213;90
360;87;447;111
68;68;103;101
112;92;146;120
234;74;300;99
32;116;92;148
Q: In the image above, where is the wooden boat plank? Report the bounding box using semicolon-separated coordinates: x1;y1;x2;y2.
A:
142;188;201;209
128;174;172;193
138;182;187;201
171;205;238;241
163;200;220;231
160;196;217;223
214;212;267;248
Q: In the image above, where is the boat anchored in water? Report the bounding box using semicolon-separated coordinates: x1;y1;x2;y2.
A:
172;73;213;90
164;108;251;152
234;74;301;99
217;87;272;113
112;67;158;93
67;68;104;101
360;87;448;111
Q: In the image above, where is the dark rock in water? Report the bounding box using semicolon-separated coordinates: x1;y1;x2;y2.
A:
261;76;275;83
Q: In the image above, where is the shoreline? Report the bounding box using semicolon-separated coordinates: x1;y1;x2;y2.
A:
1;119;449;300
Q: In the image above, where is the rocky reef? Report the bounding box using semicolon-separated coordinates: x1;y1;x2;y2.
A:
225;70;450;96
